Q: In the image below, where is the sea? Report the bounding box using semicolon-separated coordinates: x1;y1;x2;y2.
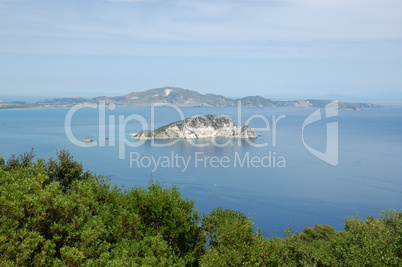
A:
1;105;401;236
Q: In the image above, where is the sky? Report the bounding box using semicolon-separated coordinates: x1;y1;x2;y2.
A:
0;0;402;103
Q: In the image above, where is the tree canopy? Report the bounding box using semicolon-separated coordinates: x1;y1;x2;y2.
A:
0;150;401;266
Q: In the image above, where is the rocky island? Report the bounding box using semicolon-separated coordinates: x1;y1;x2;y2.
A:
132;115;257;139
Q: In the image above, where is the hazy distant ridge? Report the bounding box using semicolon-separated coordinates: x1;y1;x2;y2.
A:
0;87;382;109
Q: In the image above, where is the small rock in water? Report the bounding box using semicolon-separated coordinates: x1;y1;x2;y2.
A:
83;137;94;143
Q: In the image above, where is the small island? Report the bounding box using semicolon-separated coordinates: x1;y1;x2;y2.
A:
338;106;363;111
132;114;257;139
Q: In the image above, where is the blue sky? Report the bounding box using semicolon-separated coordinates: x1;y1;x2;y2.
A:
0;0;402;103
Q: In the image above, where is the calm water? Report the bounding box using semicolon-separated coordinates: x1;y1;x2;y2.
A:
1;106;401;236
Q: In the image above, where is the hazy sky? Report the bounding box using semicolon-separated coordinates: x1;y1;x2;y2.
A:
0;0;402;100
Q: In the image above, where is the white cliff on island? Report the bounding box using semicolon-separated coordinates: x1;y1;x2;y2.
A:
132;115;257;139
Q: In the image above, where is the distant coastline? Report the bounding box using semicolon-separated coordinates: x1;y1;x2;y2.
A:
0;86;384;110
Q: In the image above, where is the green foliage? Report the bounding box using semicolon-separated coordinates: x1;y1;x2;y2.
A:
46;149;90;193
273;210;402;266
201;208;277;266
126;181;204;261
0;156;5;167
0;151;203;266
0;150;401;266
4;148;34;170
299;223;336;242
283;223;294;238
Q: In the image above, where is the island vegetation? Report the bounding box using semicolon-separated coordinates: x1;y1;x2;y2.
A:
0;150;401;266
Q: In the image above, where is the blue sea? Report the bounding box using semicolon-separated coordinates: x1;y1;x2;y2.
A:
1;106;401;236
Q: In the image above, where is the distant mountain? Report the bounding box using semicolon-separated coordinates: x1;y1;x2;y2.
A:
0;86;383;109
93;87;236;107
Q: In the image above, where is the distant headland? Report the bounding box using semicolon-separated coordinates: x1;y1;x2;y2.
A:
0;86;382;110
132;114;257;140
